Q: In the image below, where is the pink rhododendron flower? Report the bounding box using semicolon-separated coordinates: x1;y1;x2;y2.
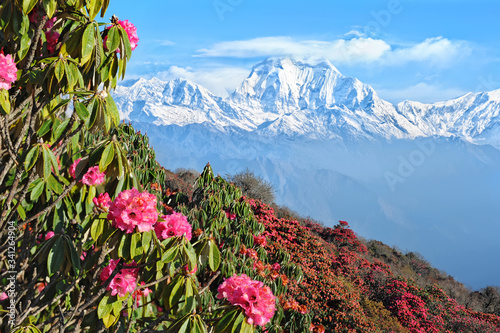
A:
45;30;60;54
217;274;276;327
184;263;197;275
154;211;192;241
105;19;139;52
108;188;158;233
133;282;152;306
45;231;55;240
225;210;236;220
93;192;111;211
0;53;18;90
100;259;139;297
0;292;8;301
272;263;281;271
81;166;105;186
69;158;81;179
253;234;267;247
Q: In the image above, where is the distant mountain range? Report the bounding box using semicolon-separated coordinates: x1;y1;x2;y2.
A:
112;58;500;289
115;57;500;148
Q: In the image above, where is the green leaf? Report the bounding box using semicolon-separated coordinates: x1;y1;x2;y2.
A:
183;240;197;272
87;0;102;20
208;240;221;271
142;230;152;255
22;0;38;14
42;0;57;18
215;310;239;333
47;237;65;276
130;232;142;261
118;233;131;260
24;145;39;172
100;0;110;17
74;100;89;121
17;205;26;220
17;32;31;61
41;147;52;180
0;89;11;115
161;245;179;263
231;312;246;333
97;296;114;319
64;61;76;88
91;219;104;241
168;276;185;308
104;94;120;127
105;26;120;53
54;118;70;141
41;145;59;178
81;24;95;63
37;119;53;137
177;319;190;333
99;142;114;172
47;174;63;194
30;179;45;201
102;313;117;328
65;236;81;275
118;25;132;61
54;60;65;82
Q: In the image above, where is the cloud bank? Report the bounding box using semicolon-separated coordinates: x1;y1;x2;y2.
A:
195;36;471;67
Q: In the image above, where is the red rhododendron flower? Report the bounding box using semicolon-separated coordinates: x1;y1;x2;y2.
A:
81;166;105;186
69;158;82;179
108;188;158;233
217;274;276;327
253;234;267;247
93;192;111;211
154;211;192;241
100;259;139;297
105;19;139;52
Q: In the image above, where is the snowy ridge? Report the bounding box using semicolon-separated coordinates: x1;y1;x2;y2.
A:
113;58;500;149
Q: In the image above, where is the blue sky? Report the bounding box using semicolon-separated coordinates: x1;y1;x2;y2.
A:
106;0;500;103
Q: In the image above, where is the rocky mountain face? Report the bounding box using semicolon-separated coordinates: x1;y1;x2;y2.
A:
114;57;500;147
112;58;500;289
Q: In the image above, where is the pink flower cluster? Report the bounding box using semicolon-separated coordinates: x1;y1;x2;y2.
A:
69;158;81;179
132;282;152;307
100;259;138;297
253;234;267;247
108;188;158;233
217;274;276;327
69;158;105;186
106;20;139;52
82;166;105;186
29;11;59;54
0;53;18;90
154;212;192;241
93;192;111;211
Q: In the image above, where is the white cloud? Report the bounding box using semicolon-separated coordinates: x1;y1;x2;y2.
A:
195;36;471;67
388;37;471;66
155;66;250;97
195;36;390;64
377;82;468;104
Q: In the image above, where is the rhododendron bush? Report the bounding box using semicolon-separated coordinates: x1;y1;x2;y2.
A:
0;1;301;332
2;1;499;332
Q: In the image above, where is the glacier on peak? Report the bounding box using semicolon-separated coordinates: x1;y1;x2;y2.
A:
112;57;500;148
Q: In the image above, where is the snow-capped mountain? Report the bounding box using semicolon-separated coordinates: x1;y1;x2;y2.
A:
112;58;500;288
113;58;500;148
